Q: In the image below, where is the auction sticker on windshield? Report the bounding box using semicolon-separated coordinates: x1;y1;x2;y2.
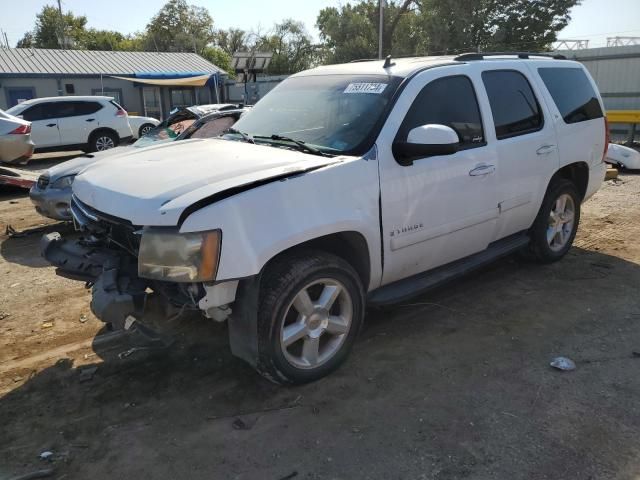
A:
344;83;388;94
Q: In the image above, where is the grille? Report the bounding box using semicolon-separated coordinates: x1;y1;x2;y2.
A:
70;195;140;254
37;174;50;189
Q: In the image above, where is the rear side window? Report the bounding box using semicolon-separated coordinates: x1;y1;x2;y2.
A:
396;75;485;148
538;67;603;124
73;101;102;115
482;70;543;140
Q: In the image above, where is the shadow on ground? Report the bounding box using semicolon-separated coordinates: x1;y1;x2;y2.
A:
1;246;639;479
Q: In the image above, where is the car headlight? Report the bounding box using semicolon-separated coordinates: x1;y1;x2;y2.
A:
50;175;75;190
138;229;221;282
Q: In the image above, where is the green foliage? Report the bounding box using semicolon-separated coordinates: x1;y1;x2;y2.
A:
317;0;580;63
215;28;248;56
144;0;215;53
254;20;317;75
201;46;232;73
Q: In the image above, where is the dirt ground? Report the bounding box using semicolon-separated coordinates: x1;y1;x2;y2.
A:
1;162;639;479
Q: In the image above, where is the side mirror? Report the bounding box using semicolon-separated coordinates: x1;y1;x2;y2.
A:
393;124;460;166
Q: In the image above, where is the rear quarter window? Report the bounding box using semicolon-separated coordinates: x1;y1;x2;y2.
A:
537;67;603;124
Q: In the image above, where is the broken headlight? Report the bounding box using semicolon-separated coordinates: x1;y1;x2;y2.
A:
138;229;221;282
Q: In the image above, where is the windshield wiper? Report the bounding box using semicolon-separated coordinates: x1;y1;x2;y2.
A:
254;134;330;157
226;127;255;144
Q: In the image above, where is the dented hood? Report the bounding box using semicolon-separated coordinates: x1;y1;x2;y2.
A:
72;138;338;226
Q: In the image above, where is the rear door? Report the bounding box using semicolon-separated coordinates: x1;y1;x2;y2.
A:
533;64;606;173
57;101;103;145
21;102;61;148
479;66;560;239
377;67;500;285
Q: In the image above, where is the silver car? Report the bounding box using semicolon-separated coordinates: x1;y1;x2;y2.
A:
30;107;245;220
0;109;34;164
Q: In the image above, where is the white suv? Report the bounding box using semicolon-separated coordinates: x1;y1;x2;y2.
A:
7;96;133;152
42;53;607;384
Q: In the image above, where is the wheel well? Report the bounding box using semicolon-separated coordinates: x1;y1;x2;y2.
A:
553;162;588;199
89;127;119;143
266;232;371;289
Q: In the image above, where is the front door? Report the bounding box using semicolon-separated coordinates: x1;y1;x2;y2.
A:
377;68;499;286
6;87;35;108
143;87;162;120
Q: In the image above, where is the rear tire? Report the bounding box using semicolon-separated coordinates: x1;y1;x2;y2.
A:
89;131;118;152
525;179;581;263
255;250;365;385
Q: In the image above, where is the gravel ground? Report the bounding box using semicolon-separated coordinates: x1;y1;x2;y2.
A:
0;171;639;480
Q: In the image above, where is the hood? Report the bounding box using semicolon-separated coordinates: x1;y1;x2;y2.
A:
72;138;341;226
46;146;135;180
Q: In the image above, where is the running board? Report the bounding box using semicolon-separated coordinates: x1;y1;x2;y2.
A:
367;232;530;306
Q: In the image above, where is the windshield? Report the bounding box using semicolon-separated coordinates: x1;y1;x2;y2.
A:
232;74;402;155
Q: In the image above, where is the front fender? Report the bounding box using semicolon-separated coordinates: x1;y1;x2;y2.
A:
180;158;383;291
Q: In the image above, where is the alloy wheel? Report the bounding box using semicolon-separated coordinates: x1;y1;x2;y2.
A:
96;136;115;151
547;193;576;251
280;278;353;369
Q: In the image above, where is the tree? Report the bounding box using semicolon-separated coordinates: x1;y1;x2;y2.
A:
254;20;316;75
145;0;215;53
317;0;579;63
83;29;126;51
316;1;420;63
17;5;89;49
419;0;580;54
216;28;247;56
201;46;232;73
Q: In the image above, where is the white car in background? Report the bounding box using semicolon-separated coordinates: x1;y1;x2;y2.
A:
6;96;133;152
605;143;640;169
0;109;34;164
128;115;160;139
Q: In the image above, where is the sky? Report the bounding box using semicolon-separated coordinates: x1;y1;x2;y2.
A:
1;0;639;48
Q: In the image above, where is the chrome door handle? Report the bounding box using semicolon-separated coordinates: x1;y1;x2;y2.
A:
469;164;496;176
536;144;556;155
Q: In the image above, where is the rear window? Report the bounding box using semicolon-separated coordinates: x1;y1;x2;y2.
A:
538;67;603;124
482;70;543;140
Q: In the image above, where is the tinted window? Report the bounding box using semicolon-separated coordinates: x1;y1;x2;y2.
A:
73;101;102;115
482;70;543;139
538;68;603;124
21;104;50;121
396;75;484;148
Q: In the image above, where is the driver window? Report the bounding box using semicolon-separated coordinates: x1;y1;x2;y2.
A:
396;75;485;149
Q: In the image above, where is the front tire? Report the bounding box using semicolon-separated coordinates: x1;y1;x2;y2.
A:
138;123;155;138
256;250;365;385
526;179;581;263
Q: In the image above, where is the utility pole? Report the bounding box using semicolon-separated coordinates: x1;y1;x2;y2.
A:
378;0;385;59
57;0;65;49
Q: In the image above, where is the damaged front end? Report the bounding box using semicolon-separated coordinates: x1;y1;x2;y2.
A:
41;195;203;330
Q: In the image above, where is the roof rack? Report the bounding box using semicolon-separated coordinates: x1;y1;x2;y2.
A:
454;52;566;61
349;58;378;63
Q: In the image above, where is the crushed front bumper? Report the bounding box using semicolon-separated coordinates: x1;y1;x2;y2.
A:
41;232;147;329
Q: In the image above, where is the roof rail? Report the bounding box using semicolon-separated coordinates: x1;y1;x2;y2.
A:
454;52;567;61
349;58;378;63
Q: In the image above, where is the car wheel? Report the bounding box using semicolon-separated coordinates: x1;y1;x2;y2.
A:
138;123;154;138
255;250;365;384
526;179;581;263
90;131;118;152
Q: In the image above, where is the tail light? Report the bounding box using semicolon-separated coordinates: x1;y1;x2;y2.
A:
603;117;610;160
9;124;31;134
115;108;127;117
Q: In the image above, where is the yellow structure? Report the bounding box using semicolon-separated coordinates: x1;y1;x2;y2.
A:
606;110;640;124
